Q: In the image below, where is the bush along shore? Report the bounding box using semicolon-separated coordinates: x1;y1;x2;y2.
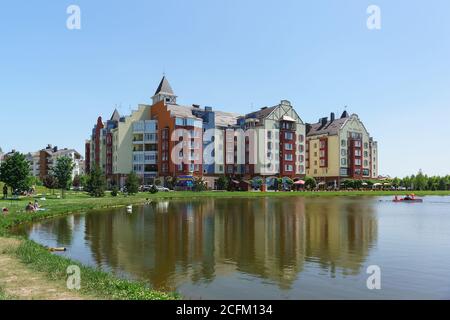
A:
1;189;450;300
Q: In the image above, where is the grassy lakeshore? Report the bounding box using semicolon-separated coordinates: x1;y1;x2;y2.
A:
1;188;450;300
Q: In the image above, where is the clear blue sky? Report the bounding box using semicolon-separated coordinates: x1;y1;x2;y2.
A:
1;0;449;177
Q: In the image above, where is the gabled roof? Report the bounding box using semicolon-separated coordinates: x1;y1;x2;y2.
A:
245;106;277;120
154;76;174;95
167;104;201;120
307;118;348;136
110;109;120;121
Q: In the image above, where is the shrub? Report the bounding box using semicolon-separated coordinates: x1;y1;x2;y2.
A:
111;186;119;197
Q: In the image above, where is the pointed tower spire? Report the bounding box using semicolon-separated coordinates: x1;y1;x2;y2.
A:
152;76;177;105
110;108;121;121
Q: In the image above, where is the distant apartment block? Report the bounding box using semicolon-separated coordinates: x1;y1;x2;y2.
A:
25;145;84;180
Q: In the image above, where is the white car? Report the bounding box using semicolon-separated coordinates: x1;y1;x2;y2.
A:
151;185;170;192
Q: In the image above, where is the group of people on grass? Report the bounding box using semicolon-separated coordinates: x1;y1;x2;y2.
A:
2;200;43;215
25;200;41;213
2;184;46;214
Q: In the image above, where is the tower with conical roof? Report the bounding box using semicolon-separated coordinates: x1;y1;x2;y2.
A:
152;76;177;105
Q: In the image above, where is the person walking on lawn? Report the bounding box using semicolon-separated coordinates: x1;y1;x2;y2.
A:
2;184;7;199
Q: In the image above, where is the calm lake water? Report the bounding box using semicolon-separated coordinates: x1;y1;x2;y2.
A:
11;196;450;299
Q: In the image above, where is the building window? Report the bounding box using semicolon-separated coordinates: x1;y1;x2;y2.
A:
355;159;362;166
268;142;272;150
341;140;346;147
285;165;293;172
267;131;272;139
299;145;304;153
299;134;304;143
284;132;293;140
285;154;293;161
341;149;346;156
341;158;347;166
285;143;293;150
299;155;304;163
364;142;369;149
364;160;369;166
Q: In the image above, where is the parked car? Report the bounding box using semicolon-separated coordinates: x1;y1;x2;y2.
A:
151;185;170;192
140;185;152;192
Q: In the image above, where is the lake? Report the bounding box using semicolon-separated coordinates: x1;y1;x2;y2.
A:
11;196;450;299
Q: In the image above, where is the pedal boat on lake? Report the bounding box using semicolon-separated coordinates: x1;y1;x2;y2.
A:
393;195;423;203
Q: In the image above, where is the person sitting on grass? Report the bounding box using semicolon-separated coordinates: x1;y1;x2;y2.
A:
34;200;40;210
2;207;8;215
25;202;36;213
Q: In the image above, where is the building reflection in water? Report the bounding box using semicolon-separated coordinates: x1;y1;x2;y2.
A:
80;197;378;291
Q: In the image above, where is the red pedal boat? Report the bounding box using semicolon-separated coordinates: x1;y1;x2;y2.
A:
393;195;423;203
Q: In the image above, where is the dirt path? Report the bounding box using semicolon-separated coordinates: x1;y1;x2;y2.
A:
0;237;91;300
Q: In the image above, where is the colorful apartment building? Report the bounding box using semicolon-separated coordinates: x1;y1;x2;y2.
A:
234;100;306;179
306;111;379;187
85;76;378;188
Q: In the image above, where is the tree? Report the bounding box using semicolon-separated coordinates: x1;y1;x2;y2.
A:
52;156;74;199
125;172;140;195
216;175;229;191
85;165;106;197
72;174;81;189
150;185;158;194
193;177;207;192
0;152;31;195
392;177;400;188
111;185;119;197
43;175;57;195
165;176;178;190
304;176;316;190
353;179;363;189
284;177;294;191
414;170;427;191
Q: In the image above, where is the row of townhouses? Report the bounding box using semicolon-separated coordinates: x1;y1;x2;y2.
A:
85;77;378;189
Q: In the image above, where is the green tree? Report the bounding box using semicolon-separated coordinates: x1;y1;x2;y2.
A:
125;172;140;195
392;177;400;188
414;171;427;190
353;180;363;189
304;176;316;190
216;175;229;190
85;165;106;197
150;185;159;194
0;152;31;195
72;174;81;189
111;185;119;197
165;176;178;190
52;156;74;199
43;174;57;195
193;177;207;192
